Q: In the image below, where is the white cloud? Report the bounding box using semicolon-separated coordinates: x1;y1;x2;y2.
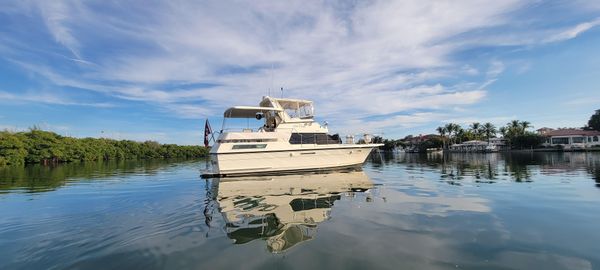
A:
565;96;600;106
38;1;82;59
486;60;505;78
442;115;517;126
3;0;598;137
337;112;444;136
0;90;114;108
543;18;600;43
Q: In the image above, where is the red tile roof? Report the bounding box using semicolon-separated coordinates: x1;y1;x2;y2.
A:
543;129;600;137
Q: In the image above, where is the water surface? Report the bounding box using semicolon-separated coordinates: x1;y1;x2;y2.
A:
1;153;600;270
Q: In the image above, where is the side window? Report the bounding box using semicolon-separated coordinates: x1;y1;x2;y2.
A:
551;137;569;144
595;136;599;142
232;144;267;149
289;133;340;144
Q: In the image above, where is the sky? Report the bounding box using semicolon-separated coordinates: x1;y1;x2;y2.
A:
1;0;600;145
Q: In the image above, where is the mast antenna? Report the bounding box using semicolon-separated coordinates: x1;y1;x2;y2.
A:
269;62;274;97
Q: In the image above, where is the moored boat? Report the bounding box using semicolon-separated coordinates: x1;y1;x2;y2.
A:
203;96;382;177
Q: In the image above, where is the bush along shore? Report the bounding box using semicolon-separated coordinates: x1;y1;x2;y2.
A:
0;129;209;166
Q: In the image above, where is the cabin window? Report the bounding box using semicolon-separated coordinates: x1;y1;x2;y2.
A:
232;144;267;149
589;137;592;142
572;137;585;143
289;133;341;145
551;137;569;144
219;139;277;143
595;136;599;142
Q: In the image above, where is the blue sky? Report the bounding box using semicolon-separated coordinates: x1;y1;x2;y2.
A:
1;1;600;145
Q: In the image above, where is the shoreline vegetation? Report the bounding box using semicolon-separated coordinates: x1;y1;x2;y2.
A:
375;109;600;153
0;129;208;166
373;109;600;152
374;120;546;152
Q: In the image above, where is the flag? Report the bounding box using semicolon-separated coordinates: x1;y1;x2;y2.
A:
204;119;212;147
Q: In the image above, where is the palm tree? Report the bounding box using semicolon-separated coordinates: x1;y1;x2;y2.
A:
456;127;465;143
507;120;521;137
470;122;482;140
449;123;462;144
499;126;507;137
444;123;456;145
436;126;446;137
436;126;447;149
519;121;532;134
482;122;497;142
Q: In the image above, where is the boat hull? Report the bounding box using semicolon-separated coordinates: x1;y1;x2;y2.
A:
204;145;379;177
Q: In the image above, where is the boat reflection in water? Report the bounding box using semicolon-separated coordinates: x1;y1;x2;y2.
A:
214;170;373;253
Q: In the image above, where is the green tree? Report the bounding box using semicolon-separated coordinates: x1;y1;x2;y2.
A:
436;126;447;149
498;126;507;138
469;122;483;140
0;131;28;165
0;129;208;166
587;109;600;131
482;122;497;142
511;133;545;149
444;123;462;145
501;120;539;149
519;121;532;133
455;127;465;143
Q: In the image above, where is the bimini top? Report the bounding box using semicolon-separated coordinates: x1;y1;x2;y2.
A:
223;106;283;118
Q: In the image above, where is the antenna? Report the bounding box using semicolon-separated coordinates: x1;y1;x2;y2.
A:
281;87;283;98
269;62;274;97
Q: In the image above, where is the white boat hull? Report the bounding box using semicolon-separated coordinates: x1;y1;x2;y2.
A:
207;145;379;176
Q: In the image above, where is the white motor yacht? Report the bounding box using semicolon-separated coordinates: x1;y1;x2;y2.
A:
204;96;382;177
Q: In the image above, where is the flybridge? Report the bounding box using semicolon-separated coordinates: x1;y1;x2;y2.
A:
223;96;314;120
221;96;319;133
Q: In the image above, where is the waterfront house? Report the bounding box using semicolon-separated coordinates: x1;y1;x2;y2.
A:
536;127;554;135
488;137;509;151
449;140;497;152
407;134;438;144
448;138;508;152
540;129;600;149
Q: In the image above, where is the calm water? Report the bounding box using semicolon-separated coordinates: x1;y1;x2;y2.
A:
1;153;600;270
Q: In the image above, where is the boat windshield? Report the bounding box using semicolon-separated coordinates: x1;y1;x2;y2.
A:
263;98;314;119
284;103;314;119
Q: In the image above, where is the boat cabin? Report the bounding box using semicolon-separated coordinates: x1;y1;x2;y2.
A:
218;96;340;145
